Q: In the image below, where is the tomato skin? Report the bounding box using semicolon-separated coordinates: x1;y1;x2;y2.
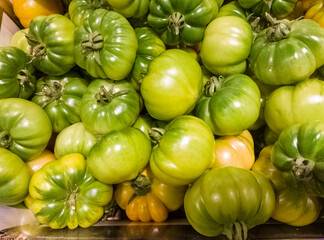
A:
26;150;56;176
271;121;324;197
211;130;255;169
68;0;111;26
87;127;151;184
200;16;253;76
13;0;63;28
0;46;36;100
32;71;89;133
28;14;75;76
0;148;30;205
147;0;216;46
107;0;150;18
0;98;52;161
253;146;322;226
250;19;324;86
150;115;215;186
114;167;187;222
184;166;275;238
29;153;113;229
305;1;324;28
10;29;30;54
195;74;260;136
216;1;250;19
141;49;203;121
80;79;140;137
54;122;97;159
73;9;137;80
264;78;324;136
130;27;166;91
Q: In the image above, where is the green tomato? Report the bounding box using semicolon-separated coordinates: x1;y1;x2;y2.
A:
87;127;151;184
31;71;89;133
147;0;216;46
150;115;215;186
73;9;138;80
80;79;140;137
0;46;36;99
54;122;97;159
200;16;253;76
10;28;31;54
141;49;203;121
132;113;167;139
0;98;52;161
264;78;324;136
27;14;75;76
107;0;150;18
238;0;298;18
250;19;324;85
29;153;113;229
130;27;166;91
216;1;250;19
184;166;275;238
195;74;261;136
0;148;30;205
272;121;324;197
68;0;111;26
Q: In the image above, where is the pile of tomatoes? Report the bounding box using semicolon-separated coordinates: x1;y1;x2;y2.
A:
1;0;324;239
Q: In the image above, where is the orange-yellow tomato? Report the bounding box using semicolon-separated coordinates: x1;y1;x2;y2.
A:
302;0;322;10
305;1;324;27
211;130;255;170
115;167;187;222
13;0;64;28
26;149;56;176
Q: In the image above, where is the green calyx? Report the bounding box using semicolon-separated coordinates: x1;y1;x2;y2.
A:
17;69;35;93
168;12;185;35
35;80;63;105
223;221;248;240
81;31;104;65
292;156;315;181
204;76;224;96
26;34;47;59
0;131;12;149
128;173;152;204
90;0;111;9
264;12;291;42
95;85;129;106
148;127;165;145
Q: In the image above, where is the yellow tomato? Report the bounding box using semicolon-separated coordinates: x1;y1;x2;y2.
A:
13;0;64;28
305;1;324;27
211;130;255;170
302;0;322;10
26;149;56;176
115;167;187;222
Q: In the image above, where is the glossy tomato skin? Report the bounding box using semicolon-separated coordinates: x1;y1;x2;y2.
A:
28;14;75;76
26;149;56;176
29;153;113;229
304;1;324;27
0;98;52;161
250;19;324;85
195;74;260;136
114;167;187;222
141;49;203;121
253;146;322;226
0;148;30;205
264;78;324;136
54;122;97;159
211;130;255;169
271;121;324;197
150;115;215;186
130;27;166;91
13;0;63;28
68;0;111;26
184;166;275;238
0;46;36;99
73;9;137;80
107;0;150;18
147;0;216;46
87;127;151;184
200;16;253;76
32;72;89;133
10;29;30;54
80;79;140;137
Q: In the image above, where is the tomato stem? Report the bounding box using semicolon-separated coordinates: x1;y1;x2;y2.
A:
90;0;111;9
17;69;35;97
0;131;12;149
168;12;185;35
204;76;224;96
95;85;129;105
149;128;165;145
35;80;63;106
292;156;315;181
264;12;291;41
128;173;151;204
